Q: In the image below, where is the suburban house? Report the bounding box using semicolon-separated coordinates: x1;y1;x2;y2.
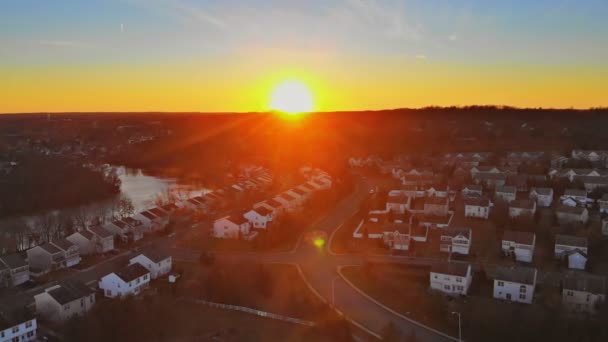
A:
244;207;273;230
133;210;166;232
383;228;411;251
555;234;588;260
183;197;205;211
34;280;95;322
473;172;507;189
555;205;589;225
440;228;472;256
148;207;170;226
254;198;285;216
27;241;76;274
87;225;115;253
571;150;608;167
560;189;588;207
287;188;309;203
495;185;517;203
562;272;606;314
424;196;449;216
213;215;255;239
508;199;537;219
66;230;96;255
129;251;172;279
529;187;554;207
121;217;144;242
429;263;473;296
502;230;536;263
580;176;608;193
275;192;299;212
566;249;588;270
0;253;30;287
386;193;411;214
50;239;81;267
599;194;608;214
104;219;141;243
98;263;151;298
461;184;483;198
425;185;449;198
464;197;490;219
0;310;37;342
493;266;537;304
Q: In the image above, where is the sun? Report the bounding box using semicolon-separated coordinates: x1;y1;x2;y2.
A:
269;80;314;114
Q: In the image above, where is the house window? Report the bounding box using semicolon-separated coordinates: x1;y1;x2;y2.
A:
567;291;574;296
497;281;504;287
587;294;591;302
105;289;112;296
519;294;526;300
12;326;19;333
63;304;70;311
144;274;149;280
456;277;462;283
25;321;32;328
444;285;450;290
520;285;527;293
434;275;438;279
81;298;84;307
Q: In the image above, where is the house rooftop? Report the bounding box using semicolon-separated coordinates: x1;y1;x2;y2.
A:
279;192;296;201
88;225;113;238
45;280;94;305
140;211;158;220
564;189;587;197
254;206;273;217
431;263;470;277
0;253;28;269
0;309;35;331
51;238;76;252
462;184;482;191
509;199;535;210
77;230;94;240
148;207;168;217
112;220;128;229
37;242;62;254
555;234;588;248
161;203;179;212
425;196;448;206
290;188;306;196
115;263;150;283
531;187;553;196
496;185;517;194
464;197;490;207
503;230;535;245
563;273;606;295
134;249;171;264
228;214;249;226
556;205;586;215
495;266;537;285
266;199;284;208
122;217;142;227
442;228;471;238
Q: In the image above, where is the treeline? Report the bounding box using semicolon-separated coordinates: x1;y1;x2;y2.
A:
0;155;121;218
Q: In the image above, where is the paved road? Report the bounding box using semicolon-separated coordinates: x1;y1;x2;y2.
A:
174;177;457;342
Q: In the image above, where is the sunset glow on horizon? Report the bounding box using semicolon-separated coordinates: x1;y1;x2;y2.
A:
1;1;607;113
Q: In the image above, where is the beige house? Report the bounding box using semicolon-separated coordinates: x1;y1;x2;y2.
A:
34;280;95;322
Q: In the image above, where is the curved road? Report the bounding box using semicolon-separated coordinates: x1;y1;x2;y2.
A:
173;177;457;342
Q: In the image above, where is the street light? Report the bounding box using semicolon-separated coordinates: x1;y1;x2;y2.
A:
452;311;462;342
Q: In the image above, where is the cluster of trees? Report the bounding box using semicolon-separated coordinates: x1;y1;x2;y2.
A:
0;155;121;219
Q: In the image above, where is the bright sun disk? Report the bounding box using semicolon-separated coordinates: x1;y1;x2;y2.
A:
269;80;314;114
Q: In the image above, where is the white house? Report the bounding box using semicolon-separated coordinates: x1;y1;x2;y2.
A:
529;187;554;207
580;176;608;193
34;280;95;322
508;199;536;219
121;217;144;242
129;251;172;279
566;249;588;270
493;266;537;304
464;197;490;219
440;228;472;256
0;253;30;287
0;311;37;342
213;215;254;239
386;194;411;214
66;230;96;256
243;207;273;230
27;242;71;274
429;263;473;296
562;273;606;314
495;185;517;203
555;206;589;226
461;184;483;198
87;225;115;253
598;194;608;214
50;239;81;268
98;263;151;298
502;230;536;263
561;189;588;207
555;234;588;260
